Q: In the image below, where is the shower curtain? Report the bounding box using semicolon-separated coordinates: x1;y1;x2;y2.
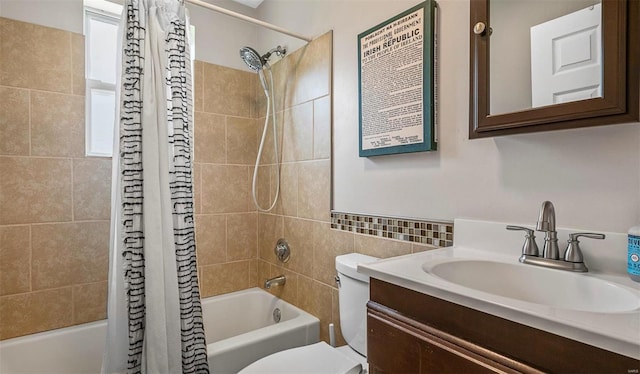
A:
102;0;209;373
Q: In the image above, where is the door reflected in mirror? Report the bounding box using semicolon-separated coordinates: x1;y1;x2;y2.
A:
489;0;602;115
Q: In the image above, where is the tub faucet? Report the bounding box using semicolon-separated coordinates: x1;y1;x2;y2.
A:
264;275;286;289
536;201;559;259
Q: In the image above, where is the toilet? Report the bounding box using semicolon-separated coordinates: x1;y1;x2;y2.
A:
239;253;379;374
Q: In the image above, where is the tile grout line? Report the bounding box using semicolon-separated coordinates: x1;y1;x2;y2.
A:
27;219;110;226
247;258;251;289
0;284;76;299
28;89;32;157
21;87;85;97
224;115;228;165
71;282;76;324
70;158;75;221
68;33;73;97
29;224;33;292
311;98;316;162
224;214;229;263
0;155;113;161
0;84;83;98
199;163;203;214
199;62;204;113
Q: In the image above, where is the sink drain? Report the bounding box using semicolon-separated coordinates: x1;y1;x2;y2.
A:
273;308;281;323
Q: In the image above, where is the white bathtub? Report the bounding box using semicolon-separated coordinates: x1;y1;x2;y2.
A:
0;288;319;374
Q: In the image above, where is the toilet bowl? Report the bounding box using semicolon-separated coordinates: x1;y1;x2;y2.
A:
239;253;379;374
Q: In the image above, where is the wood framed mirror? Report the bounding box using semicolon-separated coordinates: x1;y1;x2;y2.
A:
469;0;639;138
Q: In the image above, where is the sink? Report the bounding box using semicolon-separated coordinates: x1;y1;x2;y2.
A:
422;259;640;313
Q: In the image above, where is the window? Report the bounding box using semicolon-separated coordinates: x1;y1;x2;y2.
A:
84;1;121;157
84;1;195;157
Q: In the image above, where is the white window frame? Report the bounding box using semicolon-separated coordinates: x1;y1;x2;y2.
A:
83;1;195;157
84;2;121;157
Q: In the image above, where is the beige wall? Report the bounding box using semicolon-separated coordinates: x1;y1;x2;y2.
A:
0;17;110;340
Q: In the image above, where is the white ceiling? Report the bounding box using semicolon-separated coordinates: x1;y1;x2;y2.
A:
230;0;264;8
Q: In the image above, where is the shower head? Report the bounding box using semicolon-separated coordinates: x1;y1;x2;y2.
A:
240;46;264;71
239;45;287;71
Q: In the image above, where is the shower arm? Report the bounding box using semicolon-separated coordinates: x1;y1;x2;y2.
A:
262;46;286;61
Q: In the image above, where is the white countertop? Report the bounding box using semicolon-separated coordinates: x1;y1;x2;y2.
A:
358;219;640;359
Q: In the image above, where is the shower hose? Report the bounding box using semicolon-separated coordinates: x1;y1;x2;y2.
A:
252;65;280;212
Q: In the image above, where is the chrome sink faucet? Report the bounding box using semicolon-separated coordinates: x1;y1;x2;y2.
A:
536;201;560;259
507;201;605;272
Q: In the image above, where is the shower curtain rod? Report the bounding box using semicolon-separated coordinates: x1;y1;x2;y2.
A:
185;0;313;42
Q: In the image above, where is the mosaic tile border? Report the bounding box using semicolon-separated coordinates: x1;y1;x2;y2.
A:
331;212;454;248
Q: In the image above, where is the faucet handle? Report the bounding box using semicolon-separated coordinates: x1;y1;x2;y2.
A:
564;232;605;263
568;232;606;241
506;225;539;256
506;225;534;235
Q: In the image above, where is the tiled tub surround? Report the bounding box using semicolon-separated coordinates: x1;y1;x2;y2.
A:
0;17;110;340
0;17;263;339
0;19;440;345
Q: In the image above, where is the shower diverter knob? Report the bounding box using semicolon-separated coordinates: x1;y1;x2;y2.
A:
274;238;291;263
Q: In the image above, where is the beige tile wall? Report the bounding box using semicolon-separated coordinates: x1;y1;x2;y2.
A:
253;31;436;346
0;17;110;340
193;58;260;298
0;19;435;344
0;17;264;339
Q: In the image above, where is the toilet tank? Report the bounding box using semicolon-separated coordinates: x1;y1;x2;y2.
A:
335;253;379;357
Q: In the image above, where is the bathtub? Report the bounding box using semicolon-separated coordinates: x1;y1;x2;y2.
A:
0;287;319;374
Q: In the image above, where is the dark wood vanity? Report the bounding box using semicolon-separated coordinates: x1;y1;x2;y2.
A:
367;279;640;373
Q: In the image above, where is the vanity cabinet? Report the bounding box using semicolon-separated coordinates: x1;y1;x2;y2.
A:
367;279;639;373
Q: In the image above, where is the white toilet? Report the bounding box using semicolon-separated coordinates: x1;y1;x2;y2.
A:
239;253;379;374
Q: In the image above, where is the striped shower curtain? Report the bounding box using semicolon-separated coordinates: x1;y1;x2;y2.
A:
102;0;209;373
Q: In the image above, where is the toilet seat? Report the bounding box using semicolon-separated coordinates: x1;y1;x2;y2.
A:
238;342;363;374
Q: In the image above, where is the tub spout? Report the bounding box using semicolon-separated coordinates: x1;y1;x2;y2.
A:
264;275;286;289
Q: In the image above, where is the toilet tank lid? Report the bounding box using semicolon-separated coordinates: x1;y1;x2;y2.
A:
335;253;379;281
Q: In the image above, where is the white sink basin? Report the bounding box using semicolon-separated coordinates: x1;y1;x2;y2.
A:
358;220;640;358
422;259;640;313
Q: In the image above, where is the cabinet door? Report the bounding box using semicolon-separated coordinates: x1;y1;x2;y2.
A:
369;279;639;373
368;311;524;374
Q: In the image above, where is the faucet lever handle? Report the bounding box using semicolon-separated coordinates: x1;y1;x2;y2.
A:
506;225;539;256
564;232;605;263
568;232;606;241
506;225;533;234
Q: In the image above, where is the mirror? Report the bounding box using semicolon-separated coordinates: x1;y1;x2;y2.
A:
470;0;639;138
490;0;603;114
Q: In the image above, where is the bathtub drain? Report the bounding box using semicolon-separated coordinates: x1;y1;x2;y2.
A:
273;308;281;323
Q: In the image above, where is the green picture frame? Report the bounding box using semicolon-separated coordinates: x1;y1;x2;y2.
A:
358;0;437;157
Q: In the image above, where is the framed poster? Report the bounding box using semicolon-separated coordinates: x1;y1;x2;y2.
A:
358;1;437;157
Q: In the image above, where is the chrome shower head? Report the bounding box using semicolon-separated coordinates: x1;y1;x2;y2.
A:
240;46;264;71
239;45;287;72
240;47;266;71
